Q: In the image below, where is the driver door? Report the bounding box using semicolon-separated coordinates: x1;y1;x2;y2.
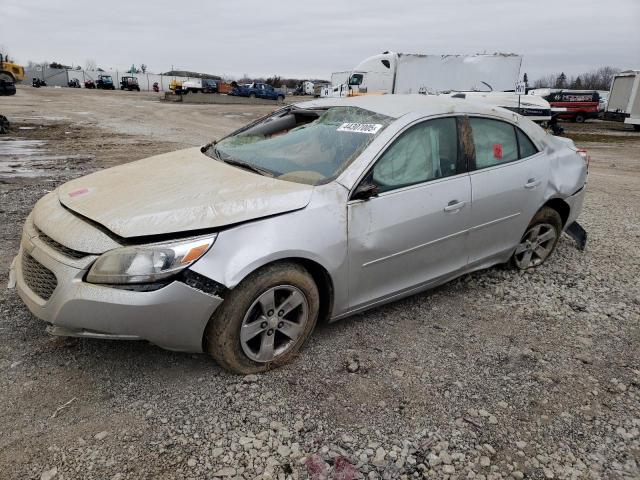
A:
347;117;471;311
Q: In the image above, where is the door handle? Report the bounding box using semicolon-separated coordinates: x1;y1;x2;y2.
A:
444;200;466;212
525;178;541;189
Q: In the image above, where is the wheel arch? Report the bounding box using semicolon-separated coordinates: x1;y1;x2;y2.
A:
541;197;571;227
199;256;335;353
241;257;334;325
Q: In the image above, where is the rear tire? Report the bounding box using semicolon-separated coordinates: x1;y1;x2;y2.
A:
633;125;640;132
574;113;586;123
204;262;319;374
511;207;562;270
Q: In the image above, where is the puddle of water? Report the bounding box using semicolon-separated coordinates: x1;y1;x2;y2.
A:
19;126;36;130
14;115;70;122
0;139;47;178
0;160;49;178
74;111;93;115
0;140;46;156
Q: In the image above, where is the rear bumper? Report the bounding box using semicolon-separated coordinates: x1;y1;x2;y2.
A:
564;185;587;230
11;223;223;352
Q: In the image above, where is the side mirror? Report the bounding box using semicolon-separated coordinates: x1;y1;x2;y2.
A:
352;182;379;201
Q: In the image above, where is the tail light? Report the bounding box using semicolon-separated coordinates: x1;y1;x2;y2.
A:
577;148;590;169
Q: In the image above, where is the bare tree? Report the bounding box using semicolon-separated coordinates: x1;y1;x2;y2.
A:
534;66;621;91
0;44;10;60
85;59;97;71
140;64;147;73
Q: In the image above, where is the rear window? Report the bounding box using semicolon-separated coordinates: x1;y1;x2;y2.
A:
469;118;518;169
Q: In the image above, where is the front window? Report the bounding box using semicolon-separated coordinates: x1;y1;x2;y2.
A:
207;106;392;185
349;74;363;86
372;117;459;192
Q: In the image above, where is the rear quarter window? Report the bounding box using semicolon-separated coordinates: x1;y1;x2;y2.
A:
516;129;539;158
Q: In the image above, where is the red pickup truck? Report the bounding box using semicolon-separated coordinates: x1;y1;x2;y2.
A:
545;90;600;123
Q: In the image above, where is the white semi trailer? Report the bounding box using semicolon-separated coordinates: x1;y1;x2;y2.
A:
336;51;522;95
322;51;552;122
605;70;640;131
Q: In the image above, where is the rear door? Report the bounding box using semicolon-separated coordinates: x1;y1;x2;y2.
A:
347;116;471;310
465;117;549;265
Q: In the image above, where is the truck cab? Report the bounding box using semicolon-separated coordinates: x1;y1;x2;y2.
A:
347;52;397;95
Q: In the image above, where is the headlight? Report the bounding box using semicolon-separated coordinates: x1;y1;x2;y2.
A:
86;235;216;285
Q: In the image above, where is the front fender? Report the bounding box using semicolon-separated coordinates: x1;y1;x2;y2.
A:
189;184;350;317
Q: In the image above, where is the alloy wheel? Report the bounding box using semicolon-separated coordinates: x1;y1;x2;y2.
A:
514;223;558;269
240;285;309;362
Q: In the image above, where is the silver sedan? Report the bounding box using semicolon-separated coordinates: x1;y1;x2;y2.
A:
10;95;588;373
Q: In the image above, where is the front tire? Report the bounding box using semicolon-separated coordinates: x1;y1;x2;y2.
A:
512;207;562;270
204;262;319;374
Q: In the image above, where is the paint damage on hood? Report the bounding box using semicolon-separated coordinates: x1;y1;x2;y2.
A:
57;147;314;238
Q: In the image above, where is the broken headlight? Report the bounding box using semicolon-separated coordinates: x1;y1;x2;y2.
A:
86;235;216;285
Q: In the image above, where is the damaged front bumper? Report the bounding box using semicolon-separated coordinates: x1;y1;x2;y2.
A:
9;222;224;352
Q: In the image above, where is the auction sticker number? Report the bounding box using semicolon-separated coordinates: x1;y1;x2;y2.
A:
337;123;383;134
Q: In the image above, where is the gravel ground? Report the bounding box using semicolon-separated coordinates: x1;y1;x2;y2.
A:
1;88;639;480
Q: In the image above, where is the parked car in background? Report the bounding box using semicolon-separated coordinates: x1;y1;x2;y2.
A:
96;75;115;90
10;95;588;374
230;82;284;101
67;79;81;88
544;90;600;123
0;78;16;96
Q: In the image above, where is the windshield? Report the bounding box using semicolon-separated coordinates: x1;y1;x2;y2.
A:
209;106;392;185
349;74;363;86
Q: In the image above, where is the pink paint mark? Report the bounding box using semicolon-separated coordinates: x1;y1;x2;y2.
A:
305;454;329;480
68;187;89;198
493;143;503;160
332;456;358;480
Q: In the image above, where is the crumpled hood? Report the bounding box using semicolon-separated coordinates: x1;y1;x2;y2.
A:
58;147;313;238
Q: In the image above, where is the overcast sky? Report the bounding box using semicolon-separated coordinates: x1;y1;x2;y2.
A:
1;0;639;81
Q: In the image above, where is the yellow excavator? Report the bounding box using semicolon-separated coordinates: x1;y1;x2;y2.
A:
0;53;25;83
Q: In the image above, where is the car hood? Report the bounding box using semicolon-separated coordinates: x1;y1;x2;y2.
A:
58;147;313;238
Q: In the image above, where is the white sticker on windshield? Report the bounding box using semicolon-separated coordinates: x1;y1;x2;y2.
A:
337;123;383;134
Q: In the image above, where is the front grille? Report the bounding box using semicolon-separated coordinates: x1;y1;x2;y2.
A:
35;227;88;259
22;253;58;301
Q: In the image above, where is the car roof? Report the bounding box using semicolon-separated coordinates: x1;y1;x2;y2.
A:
295;94;518;121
